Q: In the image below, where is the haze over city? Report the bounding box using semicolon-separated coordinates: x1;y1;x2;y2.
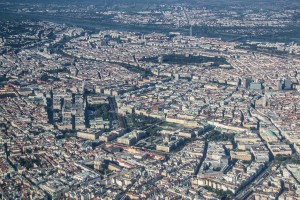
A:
0;0;299;199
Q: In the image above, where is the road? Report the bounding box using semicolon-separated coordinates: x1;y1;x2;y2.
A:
195;141;208;175
235;107;300;199
108;96;127;129
234;161;274;200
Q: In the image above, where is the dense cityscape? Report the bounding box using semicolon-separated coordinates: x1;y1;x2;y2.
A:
0;0;300;199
